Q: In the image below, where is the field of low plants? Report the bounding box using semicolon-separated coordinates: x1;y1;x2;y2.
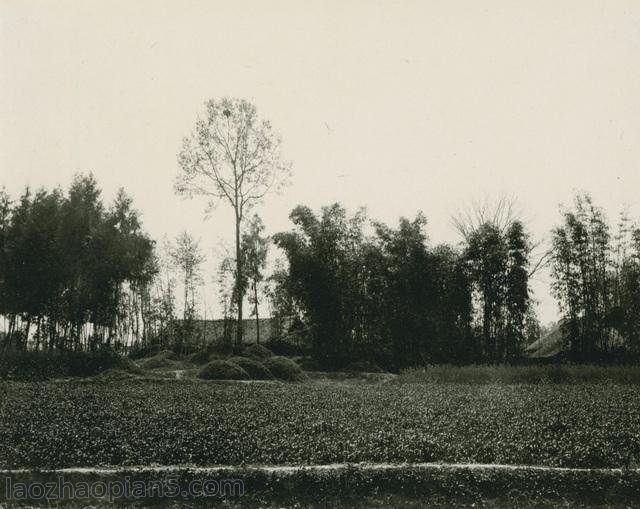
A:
1;379;639;470
397;364;640;385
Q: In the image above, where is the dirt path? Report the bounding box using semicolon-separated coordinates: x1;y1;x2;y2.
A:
3;462;639;475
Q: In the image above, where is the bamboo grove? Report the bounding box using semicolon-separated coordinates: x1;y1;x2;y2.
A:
0;175;156;351
272;204;537;369
551;193;640;360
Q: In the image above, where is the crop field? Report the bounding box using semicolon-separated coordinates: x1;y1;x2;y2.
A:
1;379;639;470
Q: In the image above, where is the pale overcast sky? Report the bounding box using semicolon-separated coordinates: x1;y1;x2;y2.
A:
1;0;639;322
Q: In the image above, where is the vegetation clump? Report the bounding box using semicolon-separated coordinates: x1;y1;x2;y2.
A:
263;356;307;382
186;350;222;365
243;343;274;359
197;360;249;380
139;350;181;370
229;357;274;380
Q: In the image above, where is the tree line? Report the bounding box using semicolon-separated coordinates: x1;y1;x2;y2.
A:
0;173;271;354
1;96;638;368
1;177;638;366
269;194;639;369
0;175;155;351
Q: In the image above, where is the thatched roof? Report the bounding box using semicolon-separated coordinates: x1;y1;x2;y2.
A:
525;322;565;358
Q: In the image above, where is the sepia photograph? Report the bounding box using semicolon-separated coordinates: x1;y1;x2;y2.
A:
1;0;639;507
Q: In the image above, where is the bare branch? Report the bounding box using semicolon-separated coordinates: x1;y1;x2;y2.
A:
528;248;553;277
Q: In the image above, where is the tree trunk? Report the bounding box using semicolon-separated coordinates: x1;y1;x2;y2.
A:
202;308;207;349
5;314;16;350
254;280;260;344
24;317;32;350
35;316;42;351
483;297;492;361
184;276;188;320
235;210;244;348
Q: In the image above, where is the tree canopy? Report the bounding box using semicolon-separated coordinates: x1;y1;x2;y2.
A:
0;174;156;351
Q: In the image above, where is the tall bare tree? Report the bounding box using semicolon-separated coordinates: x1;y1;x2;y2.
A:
175;98;291;346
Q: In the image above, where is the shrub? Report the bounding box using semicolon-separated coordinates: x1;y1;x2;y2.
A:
229;357;274;380
139;351;181;370
187;350;209;365
157;349;184;361
186;350;222;365
263;356;307;382
197;360;249;380
243;343;274;359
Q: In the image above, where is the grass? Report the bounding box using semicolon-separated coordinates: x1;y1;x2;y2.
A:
1;379;639;469
397;364;640;384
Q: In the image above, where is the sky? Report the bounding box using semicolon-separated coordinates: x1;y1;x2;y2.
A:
1;0;639;323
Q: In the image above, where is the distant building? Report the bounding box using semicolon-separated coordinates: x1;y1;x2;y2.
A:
526;321;627;359
525;323;564;358
176;316;304;346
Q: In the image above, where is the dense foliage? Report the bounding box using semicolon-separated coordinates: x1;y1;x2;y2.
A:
273;204;536;369
0;175;156;352
463;221;531;363
551;193;640;359
1;380;638;469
